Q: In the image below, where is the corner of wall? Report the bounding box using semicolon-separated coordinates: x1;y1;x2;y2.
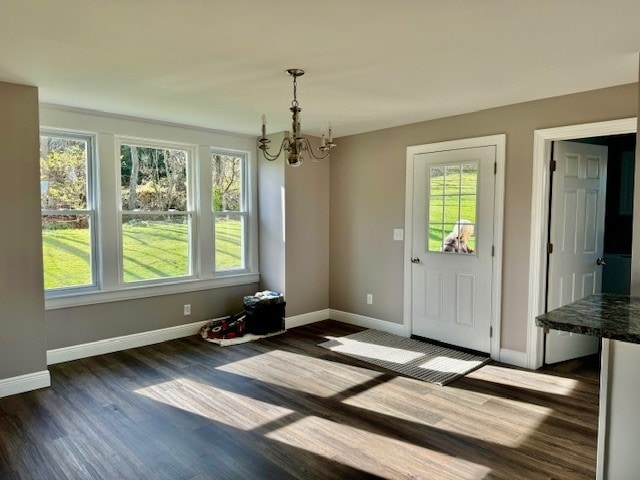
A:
0;81;47;387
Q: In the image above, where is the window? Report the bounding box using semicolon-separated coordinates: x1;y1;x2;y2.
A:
41;118;257;308
428;163;478;253
40;132;97;291
212;150;248;272
119;141;193;283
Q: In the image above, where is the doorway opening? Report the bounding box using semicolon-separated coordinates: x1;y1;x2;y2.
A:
527;118;637;370
569;134;634;296
544;134;635;365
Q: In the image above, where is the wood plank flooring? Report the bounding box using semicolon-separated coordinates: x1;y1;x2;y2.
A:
0;320;599;479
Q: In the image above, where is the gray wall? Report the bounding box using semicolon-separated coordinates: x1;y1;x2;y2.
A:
0;81;47;378
258;133;330;317
258;132;286;295
330;83;638;352
46;285;257;350
284;135;330;316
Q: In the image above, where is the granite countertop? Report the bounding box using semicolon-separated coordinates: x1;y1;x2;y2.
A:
535;294;640;344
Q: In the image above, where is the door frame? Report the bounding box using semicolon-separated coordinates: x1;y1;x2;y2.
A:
403;134;506;361
526;118;637;370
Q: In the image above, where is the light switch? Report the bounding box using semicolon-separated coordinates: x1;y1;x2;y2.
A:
393;229;404;241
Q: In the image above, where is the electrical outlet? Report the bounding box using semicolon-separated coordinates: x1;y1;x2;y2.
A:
183;304;191;316
393;229;404;241
366;294;373;305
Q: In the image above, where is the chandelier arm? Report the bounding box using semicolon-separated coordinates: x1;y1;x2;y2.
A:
299;138;331;162
259;138;288;161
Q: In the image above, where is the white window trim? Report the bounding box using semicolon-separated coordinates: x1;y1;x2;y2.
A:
45;272;259;309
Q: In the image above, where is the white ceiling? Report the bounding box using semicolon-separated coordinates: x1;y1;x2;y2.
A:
0;0;639;137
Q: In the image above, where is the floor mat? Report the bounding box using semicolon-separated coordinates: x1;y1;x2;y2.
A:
319;329;489;386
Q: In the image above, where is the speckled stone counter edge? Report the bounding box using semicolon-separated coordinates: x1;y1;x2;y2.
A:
535;293;640;344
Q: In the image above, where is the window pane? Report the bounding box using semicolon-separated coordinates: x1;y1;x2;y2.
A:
428;224;444;251
442;222;475;254
429;166;444;195
212;153;243;212
215;215;244;271
444;165;461;195
442;223;460;253
460;195;477;224
40;135;88;209
121;145;188;211
429;195;444;224
443;195;460;224
42;215;92;289
466;223;476;252
122;214;190;282
461;163;478;194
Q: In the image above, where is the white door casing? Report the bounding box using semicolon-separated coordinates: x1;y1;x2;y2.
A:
404;135;505;360
545;140;607;364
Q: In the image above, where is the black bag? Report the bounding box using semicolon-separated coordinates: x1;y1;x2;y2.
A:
243;292;285;335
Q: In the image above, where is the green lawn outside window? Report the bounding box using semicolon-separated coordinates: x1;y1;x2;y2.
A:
42;219;242;289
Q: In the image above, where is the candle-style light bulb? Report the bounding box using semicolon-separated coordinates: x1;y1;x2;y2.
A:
328;121;333;143
261;114;267;138
320;125;326;148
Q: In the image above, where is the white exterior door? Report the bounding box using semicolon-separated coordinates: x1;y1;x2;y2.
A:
411;145;496;353
545;140;607;364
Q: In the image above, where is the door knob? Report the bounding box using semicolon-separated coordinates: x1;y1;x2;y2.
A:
411;257;420;264
596;257;606;266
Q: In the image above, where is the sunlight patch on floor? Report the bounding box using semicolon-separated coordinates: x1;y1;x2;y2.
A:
265;415;492;479
466;364;581;396
433;410;551;449
134;378;294;431
341;376;553;448
216;349;384;397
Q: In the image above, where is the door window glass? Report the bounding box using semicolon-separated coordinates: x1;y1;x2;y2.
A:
427;163;478;253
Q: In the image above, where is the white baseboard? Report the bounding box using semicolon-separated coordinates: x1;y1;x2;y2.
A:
0;370;51;398
329;309;409;337
499;348;528;368
47;318;212;365
47;309;334;366
286;309;330;329
46;309;407;366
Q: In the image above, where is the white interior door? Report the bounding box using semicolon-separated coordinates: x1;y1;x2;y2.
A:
411;146;496;353
545;140;607;364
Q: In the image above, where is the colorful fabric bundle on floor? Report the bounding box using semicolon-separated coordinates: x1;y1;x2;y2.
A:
199;313;246;341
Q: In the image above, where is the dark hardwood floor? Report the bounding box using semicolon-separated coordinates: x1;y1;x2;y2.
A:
0;320;599;479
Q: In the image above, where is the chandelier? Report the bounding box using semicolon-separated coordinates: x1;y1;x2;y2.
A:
258;68;336;167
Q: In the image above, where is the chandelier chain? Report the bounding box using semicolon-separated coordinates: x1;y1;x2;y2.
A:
292;75;298;107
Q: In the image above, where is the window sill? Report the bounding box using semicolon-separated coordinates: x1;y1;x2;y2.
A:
45;272;259;310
